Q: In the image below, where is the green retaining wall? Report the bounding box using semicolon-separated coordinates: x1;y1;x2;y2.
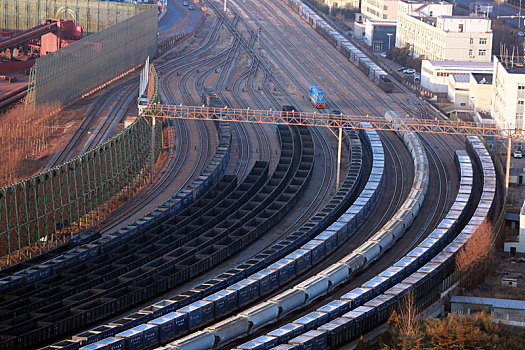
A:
0;64;162;268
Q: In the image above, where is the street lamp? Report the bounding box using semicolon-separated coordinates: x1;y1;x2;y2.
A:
387;32;393;50
518;0;521;29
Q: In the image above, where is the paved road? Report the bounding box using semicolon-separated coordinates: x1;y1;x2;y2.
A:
159;0;205;35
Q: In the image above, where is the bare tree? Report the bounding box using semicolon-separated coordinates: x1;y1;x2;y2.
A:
384;289;423;349
398;289;422;349
0;103;61;186
456;221;493;289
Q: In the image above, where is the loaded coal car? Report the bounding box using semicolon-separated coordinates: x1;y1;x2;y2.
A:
202;88;222;108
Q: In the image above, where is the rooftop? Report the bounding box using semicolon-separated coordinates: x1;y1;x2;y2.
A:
452;74;470;83
496;55;525;74
365;18;397;25
472;73;493;84
441;15;490;19
428;60;494;68
451;296;525;310
505;65;525;74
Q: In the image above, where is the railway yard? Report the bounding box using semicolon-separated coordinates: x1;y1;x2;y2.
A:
0;0;505;349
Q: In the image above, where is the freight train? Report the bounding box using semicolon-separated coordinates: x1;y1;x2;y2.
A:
285;0;395;93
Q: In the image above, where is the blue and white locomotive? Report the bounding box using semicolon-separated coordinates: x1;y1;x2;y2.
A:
309;85;325;108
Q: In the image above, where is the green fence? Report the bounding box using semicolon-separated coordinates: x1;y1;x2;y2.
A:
27;6;157;107
0;64;162;269
0;0;155;33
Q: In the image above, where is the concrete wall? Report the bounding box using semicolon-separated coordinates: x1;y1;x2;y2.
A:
469;75;492;113
448;76;470;108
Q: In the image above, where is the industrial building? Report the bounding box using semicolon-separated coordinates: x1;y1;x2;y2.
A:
452;296;525;327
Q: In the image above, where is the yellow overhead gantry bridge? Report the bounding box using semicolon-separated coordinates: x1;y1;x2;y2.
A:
143;105;520;190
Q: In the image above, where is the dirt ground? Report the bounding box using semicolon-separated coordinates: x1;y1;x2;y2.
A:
466;252;525;301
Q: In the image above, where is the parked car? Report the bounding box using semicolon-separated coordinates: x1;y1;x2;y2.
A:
398;67;409;72
189;4;195;9
514;150;523;158
414;73;421;81
403;68;416;74
380;52;387;58
183;1;188;5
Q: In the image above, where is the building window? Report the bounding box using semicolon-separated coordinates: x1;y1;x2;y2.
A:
459;24;464;32
479;49;486;56
470;38;474;44
469;49;473;56
519;85;525;90
519;100;525;105
480;38;487;44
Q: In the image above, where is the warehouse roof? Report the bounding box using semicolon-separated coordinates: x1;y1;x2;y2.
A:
451;296;525;310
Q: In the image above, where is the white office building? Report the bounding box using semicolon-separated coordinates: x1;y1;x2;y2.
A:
361;0;399;20
396;1;492;62
491;56;525;132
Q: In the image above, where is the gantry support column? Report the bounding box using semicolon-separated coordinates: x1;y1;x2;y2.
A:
505;134;512;194
336;127;342;189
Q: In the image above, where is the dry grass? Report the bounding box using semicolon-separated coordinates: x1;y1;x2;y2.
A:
0;103;61;186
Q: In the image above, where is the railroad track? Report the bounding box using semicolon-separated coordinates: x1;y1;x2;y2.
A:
208;1;492;348
160;0;462;348
0;4;350;348
0;1;494;349
46;77;139;168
